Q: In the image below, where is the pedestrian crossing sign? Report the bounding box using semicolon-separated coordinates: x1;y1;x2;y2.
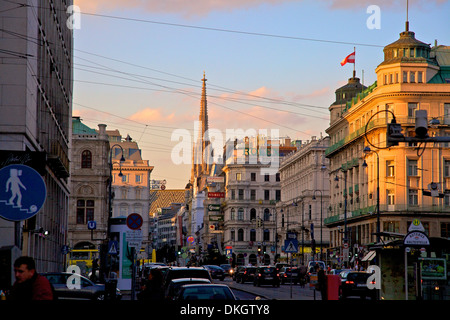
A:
284;239;299;253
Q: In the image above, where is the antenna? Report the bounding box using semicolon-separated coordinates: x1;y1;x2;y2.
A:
405;0;409;31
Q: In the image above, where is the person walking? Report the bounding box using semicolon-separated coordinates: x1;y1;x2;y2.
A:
8;256;54;300
138;268;164;300
317;267;327;300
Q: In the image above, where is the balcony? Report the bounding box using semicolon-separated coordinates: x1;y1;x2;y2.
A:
47;140;70;178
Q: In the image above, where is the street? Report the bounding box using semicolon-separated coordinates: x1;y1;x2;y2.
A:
217;278;316;300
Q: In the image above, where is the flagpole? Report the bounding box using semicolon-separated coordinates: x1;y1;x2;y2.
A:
353;47;356;78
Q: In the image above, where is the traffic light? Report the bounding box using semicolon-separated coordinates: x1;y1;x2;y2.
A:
257;246;262;254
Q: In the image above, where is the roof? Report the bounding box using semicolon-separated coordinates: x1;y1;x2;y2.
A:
72;117;97;135
149;189;186;217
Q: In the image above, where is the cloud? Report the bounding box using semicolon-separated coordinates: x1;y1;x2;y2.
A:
74;0;447;17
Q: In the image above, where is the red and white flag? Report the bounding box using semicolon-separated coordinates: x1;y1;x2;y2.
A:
340;51;355;66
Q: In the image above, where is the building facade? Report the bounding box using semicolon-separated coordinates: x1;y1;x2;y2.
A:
0;0;73;273
108;131;154;258
278;136;330;265
325;23;450;267
68;118;109;258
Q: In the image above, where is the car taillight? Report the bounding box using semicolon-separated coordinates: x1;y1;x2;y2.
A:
345;281;354;284
244;271;247;274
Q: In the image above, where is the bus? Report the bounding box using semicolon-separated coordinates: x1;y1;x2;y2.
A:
67;249;99;271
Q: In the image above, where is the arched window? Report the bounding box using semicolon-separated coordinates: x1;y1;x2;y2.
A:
81;150;92;168
250;208;256;221
230;208;235;220
250;229;256;241
264;208;270;221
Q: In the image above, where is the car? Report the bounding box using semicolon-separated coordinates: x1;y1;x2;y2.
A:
279;267;299;284
307;261;326;272
338;269;353;283
253;266;280;287
235;266;257;284
203;265;226;281
339;271;377;300
219;264;234;277
175;284;237;300
42;272;121;300
165;278;212;300
163;267;213;290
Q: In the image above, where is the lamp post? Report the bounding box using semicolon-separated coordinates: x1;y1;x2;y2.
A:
103;144;125;283
312;190;323;261
362;146;380;243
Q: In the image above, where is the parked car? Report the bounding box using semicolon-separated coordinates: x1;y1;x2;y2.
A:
42;272;121;300
235;266;257;284
175;284;237;300
203;265;225;281
220;264;234;277
253;266;280;287
339;271;377;300
307;261;326;272
165;278;211;300
279;267;299;284
163;267;213;290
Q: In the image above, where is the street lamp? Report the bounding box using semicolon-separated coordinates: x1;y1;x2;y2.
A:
362;146;381;244
312;190;323;261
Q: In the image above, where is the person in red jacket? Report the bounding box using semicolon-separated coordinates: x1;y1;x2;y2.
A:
8;256;54;300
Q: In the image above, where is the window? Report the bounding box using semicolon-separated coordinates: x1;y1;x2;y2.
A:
238;208;244;221
135;174;142;183
264;208;270;221
387;190;395;205
231;189;235;200
238;229;244;241
445;160;450;177
230;208;235;220
264;190;270;201
263;229;270;241
275;190;281;201
386;160;395;177
264;174;270;182
408;159;418;176
251;172;256;181
408;103;417;117
383;221;399;233
408;189;418;206
441;223;450;238
410;71;415;83
250;208;257;221
250;229;256;241
238;189;244;200
250;190;256;201
276;173;280;182
236;173;242;181
81;150;92;168
230;230;235;241
418;71;423;83
76;199;94;224
403;71;408;83
121;174;128;183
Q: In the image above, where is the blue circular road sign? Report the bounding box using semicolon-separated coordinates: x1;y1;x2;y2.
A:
0;164;47;221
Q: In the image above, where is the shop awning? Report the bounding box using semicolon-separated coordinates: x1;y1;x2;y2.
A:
361;251;376;262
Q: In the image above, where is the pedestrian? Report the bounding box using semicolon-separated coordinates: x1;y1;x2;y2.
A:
8;256;54;300
317;267;327;300
138;268;164;300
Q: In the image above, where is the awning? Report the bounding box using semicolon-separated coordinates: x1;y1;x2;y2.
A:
361;251;376;262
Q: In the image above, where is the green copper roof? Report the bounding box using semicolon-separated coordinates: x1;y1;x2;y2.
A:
72;117;97;135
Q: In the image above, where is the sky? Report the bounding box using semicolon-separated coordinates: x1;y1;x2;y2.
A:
71;0;450;189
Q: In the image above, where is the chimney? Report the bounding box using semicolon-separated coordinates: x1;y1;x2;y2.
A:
98;124;107;139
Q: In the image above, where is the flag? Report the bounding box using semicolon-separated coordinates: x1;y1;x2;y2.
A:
340;51;355;66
